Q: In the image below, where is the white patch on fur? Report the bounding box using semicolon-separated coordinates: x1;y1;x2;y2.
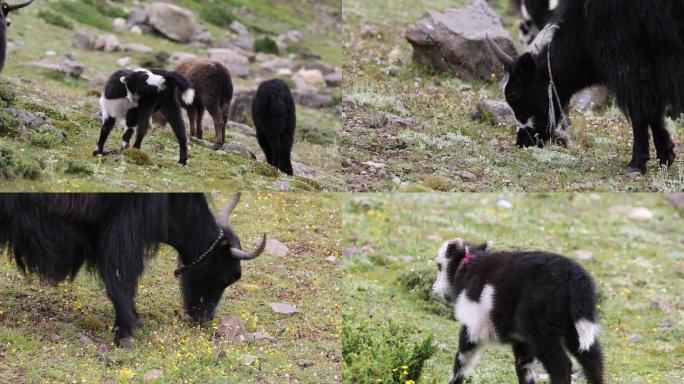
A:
432;239;463;301
135;68;166;90
100;95;134;122
521;1;532;21
549;0;559;10
575;318;599;352
528;24;559;54
523;361;539;383
182;88;195;105
453;344;486;380
455;284;497;344
518;116;535;132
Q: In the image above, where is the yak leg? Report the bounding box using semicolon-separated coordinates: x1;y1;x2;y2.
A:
187;107;198;139
94;117;116;155
627;111;652;174
449;326;486;384
278;133;294;175
257;134;273;165
161;100;189;165
513;342;538;384
649;109;676;167
121;107;138;150
208;103;225;150
133;105;152;151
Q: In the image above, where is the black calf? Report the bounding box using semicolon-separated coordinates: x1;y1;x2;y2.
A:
252;79;296;176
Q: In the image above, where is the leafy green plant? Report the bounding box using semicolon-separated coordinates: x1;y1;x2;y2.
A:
140;51;170;69
342;315;437;384
0;81;16;107
37;10;73;30
199;3;235;27
51;1;115;31
0;146;40;180
254;37;279;54
83;0;127;19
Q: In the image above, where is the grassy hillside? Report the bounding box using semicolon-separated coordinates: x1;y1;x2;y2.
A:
0;193;342;383
342;193;684;383
342;0;684;192
0;0;342;191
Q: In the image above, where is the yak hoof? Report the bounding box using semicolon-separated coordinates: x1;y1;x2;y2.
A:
178;158;188;166
626;165;646;175
213;143;223;151
658;151;676;167
117;337;135;348
132;318;144;328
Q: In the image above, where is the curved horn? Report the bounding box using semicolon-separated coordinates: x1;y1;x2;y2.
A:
230;234;267;260
218;193;241;225
6;0;33;13
485;34;515;69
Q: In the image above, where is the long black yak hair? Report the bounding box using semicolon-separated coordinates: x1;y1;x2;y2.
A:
488;0;683;173
0;193;266;347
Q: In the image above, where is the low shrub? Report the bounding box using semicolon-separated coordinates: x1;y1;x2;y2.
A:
37;10;73;30
51;1;115;32
199;3;235;28
65;160;94;176
342;315;437;384
0;146;40;180
140;51;170;69
254;37;279;54
28;124;66;148
0;81;16;107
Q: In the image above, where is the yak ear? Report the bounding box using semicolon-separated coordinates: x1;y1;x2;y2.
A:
443;238;466;259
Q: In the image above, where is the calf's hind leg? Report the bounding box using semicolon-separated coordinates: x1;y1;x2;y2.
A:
208;103;226;150
94;117;116;155
449;326;486;384
161;100;189;165
649;109;676;167
626;111;652;174
529;338;572;384
565;335;604;384
513;342;538;384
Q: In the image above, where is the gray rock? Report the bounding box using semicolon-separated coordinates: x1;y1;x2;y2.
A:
113;17;127;32
94;34;121;52
73;30;96;50
122;43;153;54
304;61;336;75
5;108;46;133
572;250;595;261
259;57;297;77
145;3;209;44
127;8;148;28
293;91;334;109
570;86;610;112
117;57;134;67
270;303;299;314
405;0;517;80
341;96;357;110
27;58;84;78
228;86;257;124
275;181;293;191
628;207;654;221
215;316;248;344
169;52;198;66
219;144;256;159
665;193;684;210
373;111;414;129
229;20;249;36
143;369;164;382
265;238;289;257
324;71;342;87
292;161;318;178
227;121;256;137
475;98;517;126
243;355;258;365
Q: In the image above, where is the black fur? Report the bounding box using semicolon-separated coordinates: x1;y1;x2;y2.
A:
252;79;296;175
0;193;260;347
494;0;682;173
0;1;33;72
94;68;195;165
434;239;603;384
518;0;556;45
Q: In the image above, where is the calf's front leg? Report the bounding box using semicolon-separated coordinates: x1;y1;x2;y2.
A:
449;326;485;384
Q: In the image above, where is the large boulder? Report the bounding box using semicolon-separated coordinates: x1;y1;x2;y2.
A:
207;48;250;78
73;30;96;50
229;86;257;124
94;34;121;52
144;3;210;44
405;0;516;80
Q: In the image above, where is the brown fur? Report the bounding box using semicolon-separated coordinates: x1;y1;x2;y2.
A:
176;59;234;149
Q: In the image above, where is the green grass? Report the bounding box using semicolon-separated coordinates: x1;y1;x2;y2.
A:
342;0;684;192
342;193;684;383
0;0;342;191
0;193;342;383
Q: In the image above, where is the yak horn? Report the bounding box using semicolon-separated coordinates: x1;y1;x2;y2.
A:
230;234;267;260
6;0;33;12
218;193;241;225
485;34;515;68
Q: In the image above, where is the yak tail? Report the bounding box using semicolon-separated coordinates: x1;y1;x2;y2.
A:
158;70;195;107
569;269;600;352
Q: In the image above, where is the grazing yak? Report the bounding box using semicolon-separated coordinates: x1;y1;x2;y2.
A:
252;79;296;175
487;0;683;174
176;59;234;150
0;0;33;72
94;68;196;165
432;238;603;384
0;193;267;347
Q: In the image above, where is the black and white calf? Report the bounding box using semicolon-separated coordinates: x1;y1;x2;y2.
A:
432;238;603;384
517;0;558;46
95;68;196;165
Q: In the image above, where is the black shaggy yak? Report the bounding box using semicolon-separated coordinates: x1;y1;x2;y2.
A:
0;193;266;347
432;238;603;384
0;0;33;72
176;58;234;150
95;68;196;165
488;0;683;173
252;79;296;175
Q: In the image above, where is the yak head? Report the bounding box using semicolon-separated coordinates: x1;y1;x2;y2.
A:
486;35;562;148
119;68;167;103
432;238;491;303
0;0;33;72
180;194;266;323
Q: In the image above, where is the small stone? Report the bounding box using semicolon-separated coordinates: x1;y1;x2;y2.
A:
496;199;513;209
215;316;248;344
363;161;386;169
341;96;357;110
143;369;163;381
298;361;315;369
79;333;93;345
628;207;654;221
117;57;133;67
572;250;595;261
388;47;402;63
130;26;143;35
475;98;517;126
325;256;337;264
665;193;684;210
374;111;413;129
265;238;289;257
628;334;642;343
249;331;275;341
243;355;258;365
275;181;293;192
270;303;300;314
456;170;477;181
45;50;57;56
149;331;168;346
